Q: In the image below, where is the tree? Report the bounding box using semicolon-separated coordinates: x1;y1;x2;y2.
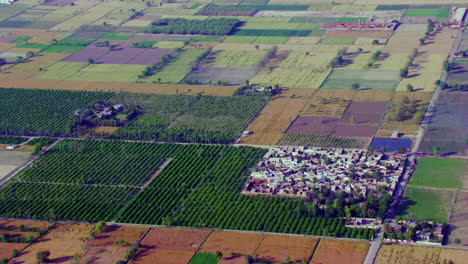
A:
400;67;409;78
372;39;379;45
255;45;259;50
0;58;5;66
352;83;359;90
87;58;94;64
12;248;19;258
215;250;223;260
455;237;461;245
16;56;24;63
95;221;106;233
432;146;440;156
36;251;50;264
26;51;34;58
50;38;57;45
406;83;414;92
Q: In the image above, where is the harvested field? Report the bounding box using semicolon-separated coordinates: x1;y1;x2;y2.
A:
251;52;334;89
153;40;185;49
92;126;119;134
92;225;149;247
373;53;409;70
68;64;145;82
278;133;370;149
201;231;263;256
286;101;388;137
310;239;370;264
131;228;211;264
320;37;356;45
383;28;426;53
80;246;130;264
419;28;457;54
375;244;468;264
286;36;321;44
219;255;246;264
253;234;318;262
0;150;30;179
0;53;69;80
205;50;267;68
396;53;445;91
326;30;392;38
0;242;28;259
240;88;314;145
184;66;259;85
400;16;438;24
11;223;93;264
215;42;279;51
449;190;468;246
32;61;86;80
447;62;468;85
321;69;400;91
0;219;53;231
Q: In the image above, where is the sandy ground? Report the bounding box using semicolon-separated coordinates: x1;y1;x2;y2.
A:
0;151;31;178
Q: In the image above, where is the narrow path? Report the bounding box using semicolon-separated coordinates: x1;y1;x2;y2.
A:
141;158;173;188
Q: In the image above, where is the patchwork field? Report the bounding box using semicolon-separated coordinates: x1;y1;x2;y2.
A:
376;244;468;264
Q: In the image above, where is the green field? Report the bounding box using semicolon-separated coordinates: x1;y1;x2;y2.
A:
321;69;400;91
16;43;49;49
32;62;86;80
403;9;449;17
398;186;455;223
320;37;356;45
189;253;219;264
232;29;311;37
69;64;145;82
10;36;32;43
223;36;257;43
56;38;94;46
100;32;133;40
409;158;465;189
42;45;85;53
337;17;368;23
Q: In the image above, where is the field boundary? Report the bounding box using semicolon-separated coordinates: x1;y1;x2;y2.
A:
307;237;322;263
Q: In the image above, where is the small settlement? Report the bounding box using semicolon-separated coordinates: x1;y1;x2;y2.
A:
243;147;407;200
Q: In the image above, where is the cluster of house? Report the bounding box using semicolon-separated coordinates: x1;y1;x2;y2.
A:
74;103;125;120
243;146;407;199
384;219;445;245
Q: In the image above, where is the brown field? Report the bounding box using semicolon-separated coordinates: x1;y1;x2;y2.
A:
11;223;93;264
219;255;246;264
0;230;39;240
0;79;237;96
92;225;149;247
326;30;392;39
0;219;53;231
310;239;370;264
383;29;426;53
419;28;457;54
131;228;211;264
92;126;119;134
200;231;264;256
80;246;130;264
449;190;468;246
0;43;16;52
253;234;318;263
0;53;69;80
240;88;315;145
0;242;28;259
375;244;468;264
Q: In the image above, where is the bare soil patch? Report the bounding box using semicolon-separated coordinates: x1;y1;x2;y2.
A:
200;231;264;256
253;234;318;263
310;239;369;264
92;225;149;247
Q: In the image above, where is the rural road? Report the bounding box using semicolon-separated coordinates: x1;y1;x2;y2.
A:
363;19;467;264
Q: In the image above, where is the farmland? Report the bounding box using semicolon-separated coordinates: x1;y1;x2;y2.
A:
376;244;468;264
409;158;465;189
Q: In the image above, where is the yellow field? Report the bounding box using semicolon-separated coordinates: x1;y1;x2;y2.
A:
375;244;468;264
396;54;446;92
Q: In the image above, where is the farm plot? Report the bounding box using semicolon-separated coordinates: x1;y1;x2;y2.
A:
325;30;392;39
409;158;464;189
251;52;334;89
32;61;86;80
62;46;110;63
200;231;264;257
278;134;369;149
310;239;370;264
68;64;146;82
253;234;318;263
0;88;112;137
0;151;30;180
419;92;467;155
372;53;409;70
320;37;356;45
131;228;211;264
321;69;400;91
369;138;413;152
375;244;468;264
286;101;388;138
0;52;69;80
204;50;267;68
10;223;93;264
0;242;28;260
447;62;468;85
383;28;426;53
240;88;314;145
449;190;468;246
403;9;449;17
184;66;259;85
96;48;173;65
376;91;432;137
143;49;204;83
397;186;455;223
420;28;457;54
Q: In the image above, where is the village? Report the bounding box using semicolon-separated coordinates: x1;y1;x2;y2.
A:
243;146;408;200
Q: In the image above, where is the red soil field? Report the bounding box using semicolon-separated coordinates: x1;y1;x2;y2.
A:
0;242;28;259
131;228;211;264
310;239;370;264
0;219;53;231
92;225;149;247
200;231;264;256
253;234;319;263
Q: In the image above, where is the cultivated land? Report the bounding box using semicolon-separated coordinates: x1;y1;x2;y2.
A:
0;0;468;261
